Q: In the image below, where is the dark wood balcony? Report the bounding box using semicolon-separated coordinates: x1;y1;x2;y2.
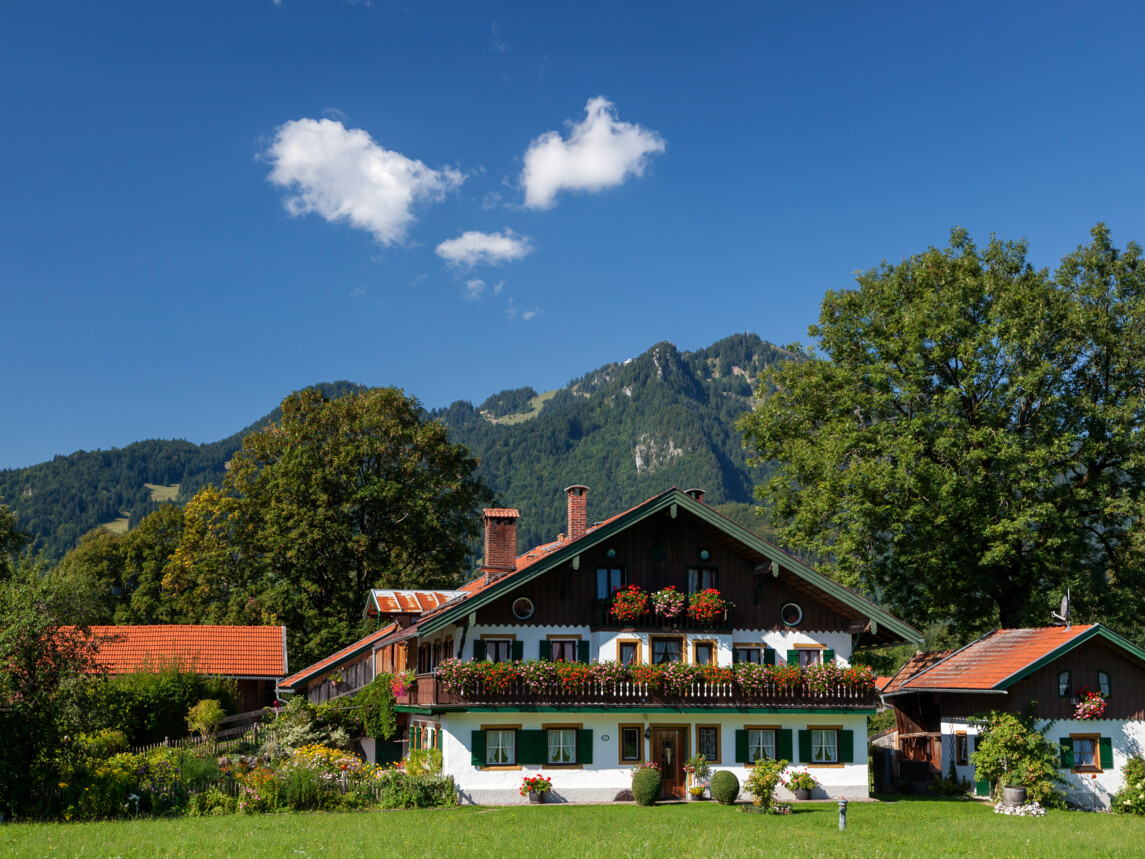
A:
397;674;877;711
589;599;732;632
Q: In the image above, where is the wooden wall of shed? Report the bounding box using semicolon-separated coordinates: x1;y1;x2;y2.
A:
475;510;850;631
1003;638;1145;720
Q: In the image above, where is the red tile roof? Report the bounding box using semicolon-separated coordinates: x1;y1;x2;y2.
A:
881;650;954;695
86;625;286;677
893;626;1094;692
278;623;397;692
366;589;463;616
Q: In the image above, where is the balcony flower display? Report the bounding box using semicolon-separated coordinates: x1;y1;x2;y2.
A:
611;584;650;623
390;671;414;698
1075;687;1107;720
651;586;687;619
687;588;727;623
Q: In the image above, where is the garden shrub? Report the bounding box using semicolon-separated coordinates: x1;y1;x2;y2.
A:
744;758;787;808
261;697;350;759
406;748;443;777
631;767;662;806
187;699;225;740
710;770;740;805
1113;755;1145;814
373;770;458;809
353;674;398;739
970;711;1065;807
187;787;237;817
88;667;238;747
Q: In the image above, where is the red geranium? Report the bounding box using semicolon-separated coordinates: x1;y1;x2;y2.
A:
611;584;650;623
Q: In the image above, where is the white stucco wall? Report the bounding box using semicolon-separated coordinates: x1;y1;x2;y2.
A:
941;716;1145;809
441;711;870;804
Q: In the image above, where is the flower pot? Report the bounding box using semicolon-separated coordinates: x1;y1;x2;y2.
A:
1002;786;1027;806
793;789;812;801
689;792;706;801
528;790;546;804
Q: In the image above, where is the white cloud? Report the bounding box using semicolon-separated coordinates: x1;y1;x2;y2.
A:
491;22;508;53
263;118;464;246
522;309;539;322
463;279;485;300
435;229;533;268
520;97;665;210
350;286;368;298
493;280;505;295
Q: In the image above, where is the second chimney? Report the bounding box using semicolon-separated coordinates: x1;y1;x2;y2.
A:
482;508;519;576
566;485;589;541
684;488;706;504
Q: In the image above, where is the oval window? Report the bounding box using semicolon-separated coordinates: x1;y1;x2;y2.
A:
780;602;803;626
512;597;535;620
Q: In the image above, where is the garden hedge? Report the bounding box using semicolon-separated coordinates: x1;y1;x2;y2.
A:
711;770;740;805
632;768;662;806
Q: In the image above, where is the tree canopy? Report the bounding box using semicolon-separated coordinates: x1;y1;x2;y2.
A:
164;387;493;664
740;224;1145;640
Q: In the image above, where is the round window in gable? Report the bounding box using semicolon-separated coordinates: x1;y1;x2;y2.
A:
780;602;803;626
512;597;535;620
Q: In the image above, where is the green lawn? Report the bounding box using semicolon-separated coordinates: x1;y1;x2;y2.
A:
4;799;1143;858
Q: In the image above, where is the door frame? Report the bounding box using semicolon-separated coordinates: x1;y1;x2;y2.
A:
650;724;688;798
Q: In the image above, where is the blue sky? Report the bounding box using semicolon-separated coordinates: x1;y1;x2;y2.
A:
2;1;1143;470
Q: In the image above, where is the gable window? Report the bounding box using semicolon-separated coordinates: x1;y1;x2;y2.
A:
652;637;683;664
487;729;516;765
597;567;625;599
748;729;776;763
956;732;968;766
1058;670;1072;697
693;641;715;666
811;729;838;764
617;640;641;665
486;639;512;663
547;729;577;764
1098;671;1112;697
619;725;643;763
687;567;718;594
697;725;721;763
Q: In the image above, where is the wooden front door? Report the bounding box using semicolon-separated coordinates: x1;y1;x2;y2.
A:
652;727;687;798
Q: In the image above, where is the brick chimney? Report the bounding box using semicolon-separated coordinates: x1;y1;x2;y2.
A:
684;488;706;504
482;508;519;578
565;485;589;541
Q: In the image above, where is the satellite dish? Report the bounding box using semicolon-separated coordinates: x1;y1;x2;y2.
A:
1051;588;1071;628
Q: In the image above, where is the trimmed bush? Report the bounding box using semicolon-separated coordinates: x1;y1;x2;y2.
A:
710;770;740;805
632;767;662;806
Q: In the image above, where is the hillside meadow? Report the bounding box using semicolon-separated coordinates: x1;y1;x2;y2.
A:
4;799;1144;858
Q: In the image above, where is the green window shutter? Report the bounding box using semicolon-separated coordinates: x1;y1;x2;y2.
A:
538;640;552;661
839;730;854;763
798;730;812;763
764;647;776;666
510;641;524;661
823;649;835;664
1059;738;1074;769
734;729;749;763
777;729;793;762
731;649;738;664
578;729;594;765
787;650;799;666
518;730;547;765
473;640;486;660
1099;736;1113;770
470;730;486;768
577;641;590;664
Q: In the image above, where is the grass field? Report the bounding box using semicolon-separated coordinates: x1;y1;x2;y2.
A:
145;483;180;502
4;798;1144;858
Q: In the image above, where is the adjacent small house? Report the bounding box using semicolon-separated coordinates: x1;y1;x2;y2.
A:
88;624;288;711
881;624;1145;808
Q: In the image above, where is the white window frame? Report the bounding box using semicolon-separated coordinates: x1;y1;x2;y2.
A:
547;729;577;764
811;729;838;764
487;729;516;765
748;729;776;763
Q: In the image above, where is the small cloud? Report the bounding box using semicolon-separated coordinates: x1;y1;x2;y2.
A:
491;22;508;53
435;229;533;268
463;279;485;300
321;107;348;122
350;286;368;298
481;191;504;210
522;309;540;322
520;97;665;210
410;273;429;286
493;280;506;295
262;117;464;245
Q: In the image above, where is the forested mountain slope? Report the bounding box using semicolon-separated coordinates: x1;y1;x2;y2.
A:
2;336;792;560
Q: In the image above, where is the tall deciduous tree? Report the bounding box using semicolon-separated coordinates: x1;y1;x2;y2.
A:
740;225;1145;639
0;504;29;579
168;387;492;664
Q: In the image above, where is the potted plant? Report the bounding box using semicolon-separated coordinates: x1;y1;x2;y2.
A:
1075;687;1107;720
651;586;687;621
784;768;818;801
688;785;706;800
684;752;711;799
520;774;552;804
687;588;727;623
611;584;650;624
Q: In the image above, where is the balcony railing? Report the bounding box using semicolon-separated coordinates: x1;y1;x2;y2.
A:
590;599;732;631
398;674;877;710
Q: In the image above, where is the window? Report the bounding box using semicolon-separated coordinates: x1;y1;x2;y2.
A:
1071;734;1100;771
780;602;803;626
798;648;823;668
487;730;516;765
693;641;715;666
486;639;512;663
748;729;776;763
512;597;534;620
547;729;577;764
618;640;641;665
551;639;577;663
956;732;968;766
443;638;454;660
811;729;838;764
1098;671;1112;697
697;725;721;763
597;567;625;599
687;567;718;593
734;646;762;664
620;725;643;763
1058;670;1072;697
652;637;683;664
